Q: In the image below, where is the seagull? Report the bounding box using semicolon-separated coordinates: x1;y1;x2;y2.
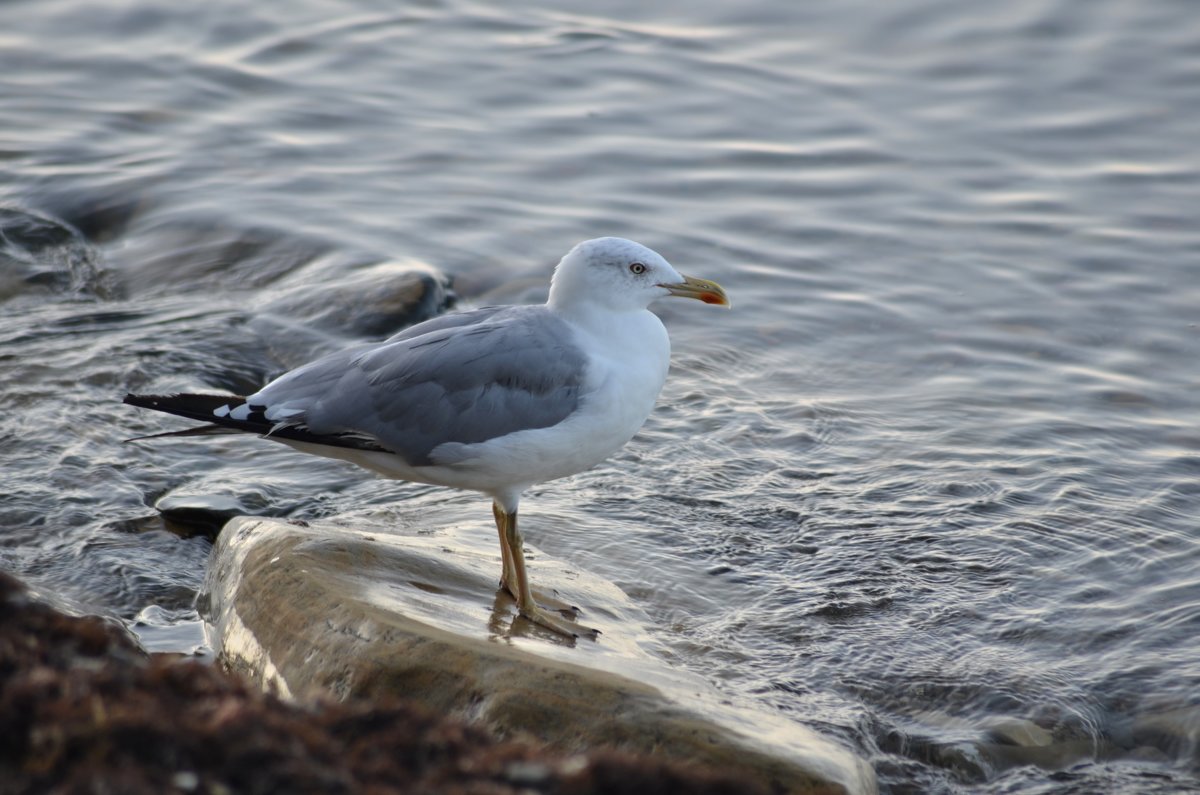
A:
125;237;729;638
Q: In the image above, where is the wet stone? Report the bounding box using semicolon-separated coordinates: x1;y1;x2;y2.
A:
156;493;250;541
201;516;877;795
261;258;454;338
0;207;108;299
1131;706;1200;763
982;717;1055;748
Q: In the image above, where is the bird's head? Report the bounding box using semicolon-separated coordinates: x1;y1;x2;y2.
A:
548;237;729;313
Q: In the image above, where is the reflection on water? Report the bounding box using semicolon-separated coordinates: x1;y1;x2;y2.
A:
2;1;1199;791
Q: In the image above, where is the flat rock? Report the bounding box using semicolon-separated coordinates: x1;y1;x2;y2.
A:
200;516;876;795
259;257;454;339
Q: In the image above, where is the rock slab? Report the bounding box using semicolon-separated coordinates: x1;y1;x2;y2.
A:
200;516;876;795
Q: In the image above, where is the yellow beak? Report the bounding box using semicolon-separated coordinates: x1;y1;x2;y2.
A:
659;274;730;307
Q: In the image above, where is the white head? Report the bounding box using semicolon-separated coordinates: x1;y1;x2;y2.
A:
547;237;729;313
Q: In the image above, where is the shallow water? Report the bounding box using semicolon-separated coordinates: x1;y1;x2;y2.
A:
3;1;1200;791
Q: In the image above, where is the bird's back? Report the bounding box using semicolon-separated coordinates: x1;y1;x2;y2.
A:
247;305;590;467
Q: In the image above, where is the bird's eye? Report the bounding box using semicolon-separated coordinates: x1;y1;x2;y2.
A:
629;262;646;275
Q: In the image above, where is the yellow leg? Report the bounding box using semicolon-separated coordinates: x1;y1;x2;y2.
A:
495;507;597;639
492;501;518;598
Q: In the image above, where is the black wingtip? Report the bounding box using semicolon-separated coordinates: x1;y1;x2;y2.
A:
122;392;247;423
123;393;191;410
122;391;391;455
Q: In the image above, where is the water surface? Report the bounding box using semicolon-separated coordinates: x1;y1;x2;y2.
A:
2;1;1199;791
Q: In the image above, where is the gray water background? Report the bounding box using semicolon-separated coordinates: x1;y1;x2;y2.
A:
2;1;1199;792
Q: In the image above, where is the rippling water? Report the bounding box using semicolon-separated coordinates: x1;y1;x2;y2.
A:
3;1;1199;791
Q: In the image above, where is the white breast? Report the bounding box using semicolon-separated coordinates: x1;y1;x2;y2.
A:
422;306;671;495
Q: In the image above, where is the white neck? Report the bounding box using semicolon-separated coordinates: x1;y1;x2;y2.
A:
547;295;635;329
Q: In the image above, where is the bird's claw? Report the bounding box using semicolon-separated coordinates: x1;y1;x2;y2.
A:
519;604;600;640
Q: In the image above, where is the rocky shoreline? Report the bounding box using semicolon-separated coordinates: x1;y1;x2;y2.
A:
0;221;872;793
0;569;776;795
0;510;877;795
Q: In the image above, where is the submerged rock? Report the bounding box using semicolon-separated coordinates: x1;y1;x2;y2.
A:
0;207;110;300
0;570;787;794
201;516;877;795
259;256;454;339
156;493;251;541
1132;706;1200;763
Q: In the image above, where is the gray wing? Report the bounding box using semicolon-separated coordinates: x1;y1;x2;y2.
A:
247;305;587;466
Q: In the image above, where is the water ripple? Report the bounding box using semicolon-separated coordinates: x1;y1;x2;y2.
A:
3;0;1200;791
